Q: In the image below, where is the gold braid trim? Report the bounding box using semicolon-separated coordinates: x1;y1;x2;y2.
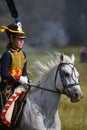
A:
0;25;25;34
2;85;12;100
8;50;26;78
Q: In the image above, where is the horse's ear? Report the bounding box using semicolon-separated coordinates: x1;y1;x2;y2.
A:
60;53;64;61
71;54;75;63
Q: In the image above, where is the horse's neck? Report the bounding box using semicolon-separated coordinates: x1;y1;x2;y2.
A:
29;68;61;115
19;67;61;129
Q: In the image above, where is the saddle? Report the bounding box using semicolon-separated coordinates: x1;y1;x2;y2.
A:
11;90;28;128
0;87;30;128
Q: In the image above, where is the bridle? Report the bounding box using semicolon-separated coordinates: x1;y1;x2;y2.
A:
30;63;79;94
55;63;79;94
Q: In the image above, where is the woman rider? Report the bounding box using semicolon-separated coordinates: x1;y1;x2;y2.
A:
0;21;29;116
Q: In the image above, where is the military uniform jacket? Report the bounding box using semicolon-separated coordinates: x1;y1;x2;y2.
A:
0;49;27;88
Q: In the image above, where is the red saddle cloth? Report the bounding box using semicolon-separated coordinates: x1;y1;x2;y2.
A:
0;86;26;127
0;92;21;127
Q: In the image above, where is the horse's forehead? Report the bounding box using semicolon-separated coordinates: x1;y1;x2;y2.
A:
62;64;79;76
61;65;70;75
62;64;73;71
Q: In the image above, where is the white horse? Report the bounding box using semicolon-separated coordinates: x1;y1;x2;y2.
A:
15;52;83;130
2;52;83;130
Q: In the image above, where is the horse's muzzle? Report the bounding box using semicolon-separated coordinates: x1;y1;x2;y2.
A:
64;87;83;103
70;92;83;103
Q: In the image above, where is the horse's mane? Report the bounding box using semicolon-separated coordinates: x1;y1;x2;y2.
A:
33;52;60;76
31;52;73;85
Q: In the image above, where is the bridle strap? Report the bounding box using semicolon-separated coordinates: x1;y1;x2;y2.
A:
55;63;65;94
55;63;63;84
66;83;79;88
55;63;79;94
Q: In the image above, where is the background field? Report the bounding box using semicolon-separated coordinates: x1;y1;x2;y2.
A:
27;46;87;130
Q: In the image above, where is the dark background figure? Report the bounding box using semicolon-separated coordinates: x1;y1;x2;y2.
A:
80;40;87;62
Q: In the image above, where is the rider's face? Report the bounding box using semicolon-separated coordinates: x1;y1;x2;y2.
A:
14;38;25;49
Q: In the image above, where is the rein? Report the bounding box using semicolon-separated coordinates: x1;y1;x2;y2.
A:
29;84;61;94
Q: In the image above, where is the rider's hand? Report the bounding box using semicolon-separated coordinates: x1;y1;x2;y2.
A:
19;76;29;84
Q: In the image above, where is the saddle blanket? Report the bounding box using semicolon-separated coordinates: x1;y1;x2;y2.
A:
0;85;26;127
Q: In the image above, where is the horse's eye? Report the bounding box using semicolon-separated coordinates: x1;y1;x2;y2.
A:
61;71;70;77
64;72;70;77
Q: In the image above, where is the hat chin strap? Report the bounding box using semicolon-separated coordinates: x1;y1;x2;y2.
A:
11;44;19;50
11;41;22;51
6;35;22;51
8;36;19;51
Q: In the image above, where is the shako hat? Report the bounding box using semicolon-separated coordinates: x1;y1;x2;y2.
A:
0;19;26;39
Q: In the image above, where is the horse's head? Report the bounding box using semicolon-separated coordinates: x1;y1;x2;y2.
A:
55;54;83;103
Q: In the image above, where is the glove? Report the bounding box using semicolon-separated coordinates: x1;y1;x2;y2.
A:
19;76;29;84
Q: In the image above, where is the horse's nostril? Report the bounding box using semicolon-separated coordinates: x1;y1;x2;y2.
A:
73;93;80;101
74;93;78;98
74;92;83;101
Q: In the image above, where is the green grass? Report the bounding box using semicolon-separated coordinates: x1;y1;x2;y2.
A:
27;46;87;130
